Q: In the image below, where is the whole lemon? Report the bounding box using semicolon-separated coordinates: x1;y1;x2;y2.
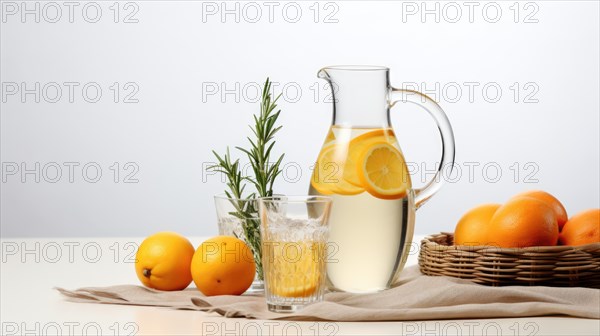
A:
191;236;255;296
135;232;195;291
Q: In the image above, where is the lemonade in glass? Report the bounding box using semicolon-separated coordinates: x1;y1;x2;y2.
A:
259;196;332;313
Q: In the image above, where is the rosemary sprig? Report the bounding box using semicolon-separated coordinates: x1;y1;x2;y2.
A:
210;148;246;200
210;78;284;282
209;149;264;280
236;78;285;197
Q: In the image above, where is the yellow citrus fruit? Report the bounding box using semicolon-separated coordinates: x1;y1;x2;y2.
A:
135;232;195;291
191;236;256;296
343;129;397;187
311;144;363;196
559;209;600;246
323;128;336;145
488;197;559;248
454;204;501;246
512;190;568;229
357;142;411;200
351;128;396;143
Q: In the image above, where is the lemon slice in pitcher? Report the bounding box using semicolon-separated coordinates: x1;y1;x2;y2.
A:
358;142;411;199
311;144;363;195
323;128;336;145
343;129;397;187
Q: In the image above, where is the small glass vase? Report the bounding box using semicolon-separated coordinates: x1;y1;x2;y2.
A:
214;194;264;293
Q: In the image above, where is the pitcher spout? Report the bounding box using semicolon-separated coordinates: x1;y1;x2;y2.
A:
317;65;391;127
317;68;331;81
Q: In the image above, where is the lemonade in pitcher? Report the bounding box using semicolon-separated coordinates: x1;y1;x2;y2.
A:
310;126;415;293
308;66;455;293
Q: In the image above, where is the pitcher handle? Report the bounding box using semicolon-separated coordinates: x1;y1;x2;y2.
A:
389;89;456;209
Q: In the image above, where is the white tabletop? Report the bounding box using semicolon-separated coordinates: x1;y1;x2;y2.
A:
1;236;598;336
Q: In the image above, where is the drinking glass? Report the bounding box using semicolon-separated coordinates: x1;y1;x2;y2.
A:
214;194;264;292
259;196;332;313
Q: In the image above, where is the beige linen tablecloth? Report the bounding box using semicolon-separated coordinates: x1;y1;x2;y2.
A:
57;266;600;321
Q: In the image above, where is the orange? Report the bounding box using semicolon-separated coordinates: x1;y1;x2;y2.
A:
311;144;364;195
559;209;600;246
191;236;255;296
358;142;411;199
488;197;559;248
512;190;568;229
135;232;195;291
454;204;501;246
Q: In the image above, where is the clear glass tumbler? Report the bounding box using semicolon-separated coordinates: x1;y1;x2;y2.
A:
259;195;332;313
214;194;264;293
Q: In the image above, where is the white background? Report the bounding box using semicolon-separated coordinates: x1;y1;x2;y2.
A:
1;0;599;237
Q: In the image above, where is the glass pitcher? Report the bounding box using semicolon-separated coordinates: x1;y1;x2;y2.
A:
309;65;455;293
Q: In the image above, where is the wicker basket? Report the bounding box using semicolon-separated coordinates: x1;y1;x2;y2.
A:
419;232;600;287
